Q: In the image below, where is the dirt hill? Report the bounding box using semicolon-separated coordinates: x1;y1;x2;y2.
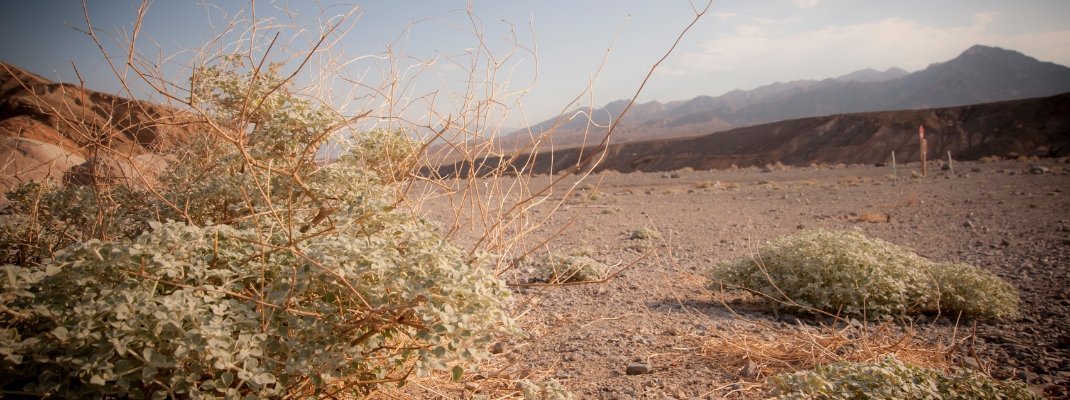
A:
431;92;1070;177
0;62;200;191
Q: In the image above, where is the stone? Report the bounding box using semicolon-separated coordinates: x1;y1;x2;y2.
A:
464;382;480;391
1056;335;1070;349
626;364;654;375
1043;385;1068;398
739;361;760;378
489;342;507;354
963;220;975;228
1016;370;1035;382
957;356;983;371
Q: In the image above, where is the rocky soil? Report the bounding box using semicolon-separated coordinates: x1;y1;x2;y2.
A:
418;157;1070;399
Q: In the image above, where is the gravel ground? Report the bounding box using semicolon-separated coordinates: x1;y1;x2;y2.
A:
415;158;1070;399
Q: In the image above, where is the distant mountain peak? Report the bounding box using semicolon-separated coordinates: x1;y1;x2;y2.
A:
835;67;909;83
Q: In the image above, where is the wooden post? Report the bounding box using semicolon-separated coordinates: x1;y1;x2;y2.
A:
892;151;897;182
948;151;954;178
920;126;927;177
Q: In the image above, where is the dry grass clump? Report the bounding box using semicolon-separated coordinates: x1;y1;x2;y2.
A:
539;252;607;283
600;206;622;214
978;156;1001;163
722;182;740;189
853;212;889;223
695;180;720;189
630;227;660;240
589;192;603;201
705;229;1019;321
836;176;861;185
701;319;951;380
661;188;679;195
759;181;783;190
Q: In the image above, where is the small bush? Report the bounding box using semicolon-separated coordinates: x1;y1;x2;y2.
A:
706;229;1019;320
522;379;576;400
589;192;603;201
930;262;1020;320
539;253;607;283
600;206;622;215
773;357;1039;400
569;246;594;257
630;227;660;240
581;183;595;190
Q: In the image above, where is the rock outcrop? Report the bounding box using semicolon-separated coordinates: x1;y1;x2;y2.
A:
0;61;199;192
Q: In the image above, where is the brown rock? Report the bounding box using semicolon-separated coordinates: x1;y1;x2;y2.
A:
0;62;200;192
626;364;654;375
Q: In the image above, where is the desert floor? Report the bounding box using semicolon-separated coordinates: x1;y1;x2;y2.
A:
412;158;1070;399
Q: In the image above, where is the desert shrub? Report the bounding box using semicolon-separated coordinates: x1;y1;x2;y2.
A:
0;62;519;398
539;252;607;283
630;227;660;240
522;379;577;400
773;356;1038;400
589;192;603;201
601;206;622;214
706;229;1018;320
930;262;1020;320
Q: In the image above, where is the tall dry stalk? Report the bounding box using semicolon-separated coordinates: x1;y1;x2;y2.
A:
1;1;717;397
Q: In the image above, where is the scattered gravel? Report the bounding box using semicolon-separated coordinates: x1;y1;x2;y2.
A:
421;158;1070;399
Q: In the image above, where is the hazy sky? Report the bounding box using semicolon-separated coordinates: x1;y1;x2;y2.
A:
2;0;1069;131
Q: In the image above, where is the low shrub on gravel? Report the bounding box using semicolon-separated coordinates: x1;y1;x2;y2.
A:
522;379;577;400
601;206;622;214
630;227;660;240
772;357;1039;400
540;253;607;283
705;229;1019;320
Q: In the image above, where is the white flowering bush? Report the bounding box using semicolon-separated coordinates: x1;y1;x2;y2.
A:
539;252;607;283
773;357;1039;400
0;61;520;398
706;229;1018;320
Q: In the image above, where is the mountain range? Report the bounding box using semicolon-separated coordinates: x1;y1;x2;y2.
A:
504;45;1070;150
432;92;1070;177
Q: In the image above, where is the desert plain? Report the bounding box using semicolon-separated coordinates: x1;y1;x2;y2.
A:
414;157;1070;399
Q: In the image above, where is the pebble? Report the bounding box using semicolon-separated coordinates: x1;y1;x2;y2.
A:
739;361;760;378
626;364;654;375
489;342;507;354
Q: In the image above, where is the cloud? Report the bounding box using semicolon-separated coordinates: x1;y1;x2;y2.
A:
710;13;736;21
677;12;1070;79
788;0;821;9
